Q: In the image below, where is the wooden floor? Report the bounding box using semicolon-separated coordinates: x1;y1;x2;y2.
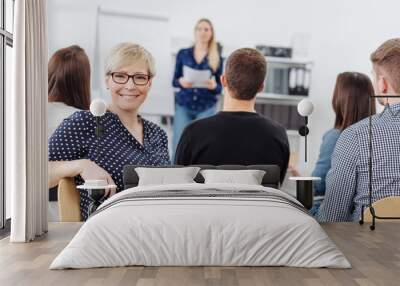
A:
0;222;399;286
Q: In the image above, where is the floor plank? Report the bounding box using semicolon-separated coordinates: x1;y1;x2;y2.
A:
0;222;399;286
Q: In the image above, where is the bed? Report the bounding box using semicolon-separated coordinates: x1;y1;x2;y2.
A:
50;165;350;269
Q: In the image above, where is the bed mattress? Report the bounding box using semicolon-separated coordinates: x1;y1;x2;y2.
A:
50;183;350;269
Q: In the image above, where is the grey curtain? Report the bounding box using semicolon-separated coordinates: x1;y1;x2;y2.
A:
8;0;48;242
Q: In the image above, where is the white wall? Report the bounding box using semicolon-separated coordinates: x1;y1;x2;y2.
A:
47;0;400;173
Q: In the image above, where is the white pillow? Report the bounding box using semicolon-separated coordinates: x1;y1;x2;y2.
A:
200;169;266;185
135;167;201;186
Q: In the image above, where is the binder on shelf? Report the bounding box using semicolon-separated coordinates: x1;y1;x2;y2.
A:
288;68;310;96
281;69;289;95
267;68;288;95
295;68;305;95
304;68;311;96
264;68;275;94
289;68;297;95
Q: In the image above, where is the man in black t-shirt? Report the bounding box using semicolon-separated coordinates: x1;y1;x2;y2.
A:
175;48;289;183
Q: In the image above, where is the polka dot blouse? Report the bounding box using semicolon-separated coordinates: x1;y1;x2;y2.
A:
49;111;171;220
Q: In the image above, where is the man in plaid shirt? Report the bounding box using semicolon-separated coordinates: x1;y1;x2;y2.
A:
317;38;400;222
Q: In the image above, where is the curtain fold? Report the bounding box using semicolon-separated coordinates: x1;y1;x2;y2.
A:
9;0;48;242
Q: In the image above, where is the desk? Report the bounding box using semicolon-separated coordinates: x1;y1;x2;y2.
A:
1;222;400;286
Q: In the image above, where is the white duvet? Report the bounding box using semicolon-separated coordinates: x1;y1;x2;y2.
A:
50;183;351;269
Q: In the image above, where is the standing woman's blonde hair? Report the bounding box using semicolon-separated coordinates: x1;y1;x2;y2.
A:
195;18;220;73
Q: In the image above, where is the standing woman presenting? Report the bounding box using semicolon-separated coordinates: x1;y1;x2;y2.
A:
172;18;223;155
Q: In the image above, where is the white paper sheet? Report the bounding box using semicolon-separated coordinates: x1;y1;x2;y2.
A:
183;65;211;88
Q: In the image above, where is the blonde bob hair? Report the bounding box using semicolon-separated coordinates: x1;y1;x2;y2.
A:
195;18;220;73
105;42;156;77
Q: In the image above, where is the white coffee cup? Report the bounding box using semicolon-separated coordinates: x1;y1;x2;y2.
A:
84;179;108;187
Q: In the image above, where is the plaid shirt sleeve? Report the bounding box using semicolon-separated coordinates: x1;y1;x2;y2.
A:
316;127;359;222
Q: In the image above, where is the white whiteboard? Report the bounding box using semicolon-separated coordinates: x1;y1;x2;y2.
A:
93;7;174;115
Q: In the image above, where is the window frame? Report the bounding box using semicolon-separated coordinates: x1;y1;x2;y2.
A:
0;0;14;231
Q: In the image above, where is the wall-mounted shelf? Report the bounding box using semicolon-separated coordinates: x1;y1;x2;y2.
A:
266;57;313;68
256;92;306;106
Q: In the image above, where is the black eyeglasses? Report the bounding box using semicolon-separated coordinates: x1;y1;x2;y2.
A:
109;72;151;85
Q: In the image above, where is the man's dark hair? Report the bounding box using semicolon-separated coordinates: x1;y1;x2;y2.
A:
225;48;267;100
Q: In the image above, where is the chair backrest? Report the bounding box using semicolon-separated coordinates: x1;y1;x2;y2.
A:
363;196;400;222
57;178;82;222
123;164;281;190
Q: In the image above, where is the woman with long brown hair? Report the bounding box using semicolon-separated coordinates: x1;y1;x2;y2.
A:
47;45;91;221
172;18;223;157
313;72;375;213
291;72;375;214
48;45;91;139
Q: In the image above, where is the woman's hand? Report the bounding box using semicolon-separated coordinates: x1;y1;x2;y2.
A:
204;79;217;90
77;159;117;197
288;164;301;177
179;77;193;88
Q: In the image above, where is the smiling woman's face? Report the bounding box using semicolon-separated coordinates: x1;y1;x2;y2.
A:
106;60;152;113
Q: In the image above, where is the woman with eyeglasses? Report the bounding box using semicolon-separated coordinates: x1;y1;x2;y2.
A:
48;42;170;221
172;18;223;158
